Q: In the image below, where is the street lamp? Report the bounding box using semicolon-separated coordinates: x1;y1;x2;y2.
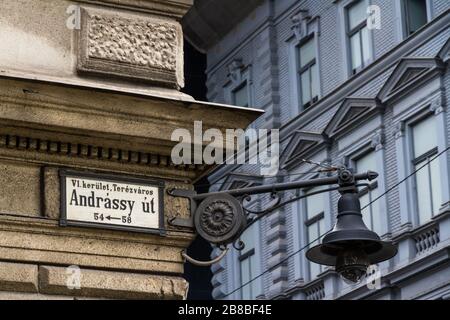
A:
306;192;397;283
168;168;397;282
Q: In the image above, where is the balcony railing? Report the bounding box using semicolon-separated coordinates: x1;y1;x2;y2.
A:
304;281;325;300
413;224;440;256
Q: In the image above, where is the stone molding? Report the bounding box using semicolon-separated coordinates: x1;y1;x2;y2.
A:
0;133;193;172
0;214;192;274
0;260;189;299
39;265;188;299
0;78;261;177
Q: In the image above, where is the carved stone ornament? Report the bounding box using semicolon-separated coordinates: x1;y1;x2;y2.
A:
77;7;184;88
430;95;444;115
194;194;247;245
228;59;244;86
371;131;384;151
393;122;405;139
291;10;311;41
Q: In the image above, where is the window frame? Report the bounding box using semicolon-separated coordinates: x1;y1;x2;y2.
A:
224;63;253;109
286;14;321;116
352;150;381;234
232;80;250;108
336;124;389;238
236;220;262;300
289;150;332;284
346;0;370;75
303;186;326;280
408;114;441;225
238;247;256;300
339;0;374;78
402;0;430;37
395;0;433;41
297;35;319;109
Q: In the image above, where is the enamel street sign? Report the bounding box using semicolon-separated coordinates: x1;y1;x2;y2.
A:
60;170;165;235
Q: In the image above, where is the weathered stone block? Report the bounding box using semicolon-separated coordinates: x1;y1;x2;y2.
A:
0;262;38;293
0;160;40;217
43;167;60;219
39;266;188;300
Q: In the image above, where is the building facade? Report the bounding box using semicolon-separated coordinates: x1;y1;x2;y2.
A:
0;0;261;299
183;0;450;300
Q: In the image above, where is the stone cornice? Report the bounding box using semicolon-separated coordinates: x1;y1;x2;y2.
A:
0;77;262;181
77;0;193;19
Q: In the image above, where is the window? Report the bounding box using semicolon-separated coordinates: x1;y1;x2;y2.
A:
411;116;442;224
403;0;428;36
233;83;249;108
239;224;258;299
355;152;382;235
305;187;325;280
346;0;371;74
298;37;319;109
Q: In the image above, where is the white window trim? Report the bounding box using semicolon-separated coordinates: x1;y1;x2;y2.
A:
286;14;322;117
338;0;375;78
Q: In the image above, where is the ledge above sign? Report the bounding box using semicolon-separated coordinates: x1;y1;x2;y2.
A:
60;170;165;235
77;7;184;89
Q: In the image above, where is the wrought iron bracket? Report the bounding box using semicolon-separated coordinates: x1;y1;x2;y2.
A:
167;168;379;265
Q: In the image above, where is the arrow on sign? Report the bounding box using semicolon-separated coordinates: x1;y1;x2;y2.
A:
106;216;121;221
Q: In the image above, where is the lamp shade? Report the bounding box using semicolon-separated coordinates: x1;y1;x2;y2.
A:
306;192;397;282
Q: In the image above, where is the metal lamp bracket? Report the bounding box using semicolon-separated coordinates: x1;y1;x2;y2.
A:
167;169;379;266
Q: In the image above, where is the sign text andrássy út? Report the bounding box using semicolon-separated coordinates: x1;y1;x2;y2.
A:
61;172;163;232
69;180;157;215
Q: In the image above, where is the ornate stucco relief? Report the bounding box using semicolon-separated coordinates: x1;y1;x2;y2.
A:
77;7;184;88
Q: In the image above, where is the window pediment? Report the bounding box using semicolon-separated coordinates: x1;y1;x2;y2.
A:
377;57;443;102
220;173;262;192
281;131;328;169
438;38;450;63
324;97;382;138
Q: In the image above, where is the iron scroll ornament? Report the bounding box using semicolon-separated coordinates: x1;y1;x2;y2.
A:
194;193;247;246
169;169;383;266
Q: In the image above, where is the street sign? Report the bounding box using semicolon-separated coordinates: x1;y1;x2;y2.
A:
60;170;165;235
